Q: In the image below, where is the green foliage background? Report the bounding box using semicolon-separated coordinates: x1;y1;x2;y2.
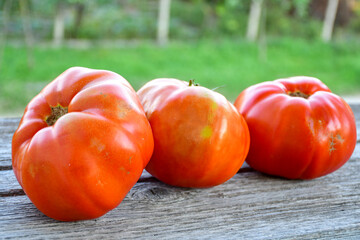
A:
1;0;360;115
1;0;360;40
1;38;360;115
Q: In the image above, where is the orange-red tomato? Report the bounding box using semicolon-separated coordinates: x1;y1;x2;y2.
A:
234;76;357;179
137;79;250;188
12;67;154;221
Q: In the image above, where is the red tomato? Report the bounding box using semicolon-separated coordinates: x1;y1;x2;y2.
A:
12;67;154;221
137;79;250;188
234;76;357;179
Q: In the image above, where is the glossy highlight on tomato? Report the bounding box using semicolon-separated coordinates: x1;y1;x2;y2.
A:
234;76;357;179
12;67;154;221
138;79;250;188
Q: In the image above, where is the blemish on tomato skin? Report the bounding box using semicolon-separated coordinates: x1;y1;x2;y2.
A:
28;164;36;178
211;102;218;111
96;179;104;187
328;133;345;155
328;133;339;155
308;118;315;135
336;133;344;143
117;101;132;118
99;92;108;98
329;141;336;154
201;125;213;139
207;101;218;123
91;138;105;152
119;166;130;175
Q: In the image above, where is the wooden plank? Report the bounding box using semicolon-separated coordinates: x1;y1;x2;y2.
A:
0;164;253;196
0;118;19;169
0;104;359;239
0;169;155;196
1;155;359;239
351;104;360;119
0;170;22;196
350;104;360;141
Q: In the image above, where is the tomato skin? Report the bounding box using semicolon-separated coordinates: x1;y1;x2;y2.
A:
137;79;250;188
234;76;357;179
12;67;154;221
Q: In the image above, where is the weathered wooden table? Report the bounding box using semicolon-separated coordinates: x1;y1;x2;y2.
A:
1;105;360;239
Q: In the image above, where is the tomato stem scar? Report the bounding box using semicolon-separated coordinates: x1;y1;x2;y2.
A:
288;91;310;99
46;105;68;126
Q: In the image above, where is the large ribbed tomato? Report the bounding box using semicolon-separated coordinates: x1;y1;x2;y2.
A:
234;76;357;179
12;67;154;221
137;79;250;188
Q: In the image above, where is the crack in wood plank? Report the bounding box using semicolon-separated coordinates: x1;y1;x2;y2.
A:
137;177;159;183
0;165;12;170
0;189;25;197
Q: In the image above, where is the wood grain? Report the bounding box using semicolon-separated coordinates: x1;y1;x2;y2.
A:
0;161;253;196
0;104;359;239
0;170;22;196
0;118;19;169
1;157;359;239
352;104;360;140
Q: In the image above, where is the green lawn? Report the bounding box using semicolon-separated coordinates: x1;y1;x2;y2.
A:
1;38;360;115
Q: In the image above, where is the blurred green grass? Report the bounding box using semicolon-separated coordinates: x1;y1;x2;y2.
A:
1;38;360;115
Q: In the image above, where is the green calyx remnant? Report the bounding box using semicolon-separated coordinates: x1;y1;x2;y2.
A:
189;79;200;87
46;105;68;126
288;90;310;99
